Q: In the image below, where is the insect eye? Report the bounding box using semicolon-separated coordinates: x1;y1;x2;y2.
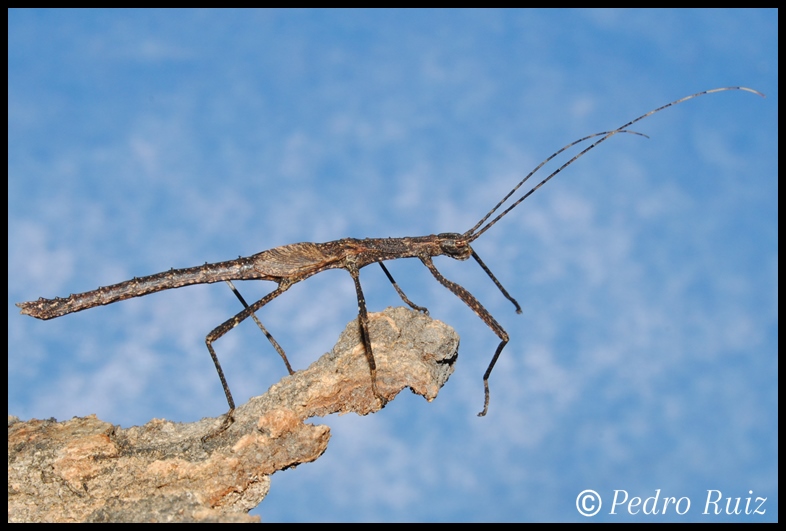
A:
439;236;471;259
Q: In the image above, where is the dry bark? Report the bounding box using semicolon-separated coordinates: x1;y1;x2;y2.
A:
8;307;459;522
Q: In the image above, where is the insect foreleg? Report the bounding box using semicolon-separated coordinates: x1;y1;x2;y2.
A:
224;280;294;375
470;251;522;314
419;256;509;416
377;261;429;314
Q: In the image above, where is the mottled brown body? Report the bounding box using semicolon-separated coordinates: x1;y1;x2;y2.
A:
17;87;763;423
16;236;462;321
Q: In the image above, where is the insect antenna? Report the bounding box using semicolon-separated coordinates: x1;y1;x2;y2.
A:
464;86;765;243
463;129;644;239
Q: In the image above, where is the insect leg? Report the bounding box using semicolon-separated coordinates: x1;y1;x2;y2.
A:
348;262;388;408
204;282;292;428
471;251;521;314
224;280;294;375
377;261;429;314
420;256;509;416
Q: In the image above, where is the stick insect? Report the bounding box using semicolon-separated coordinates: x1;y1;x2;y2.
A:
17;87;763;423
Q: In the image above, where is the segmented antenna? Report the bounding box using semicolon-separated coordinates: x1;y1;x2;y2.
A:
466;86;765;242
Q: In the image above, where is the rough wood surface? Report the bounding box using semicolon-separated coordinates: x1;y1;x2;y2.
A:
8;307;459;522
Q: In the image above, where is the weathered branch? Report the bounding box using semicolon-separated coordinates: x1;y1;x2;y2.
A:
8;307;459;522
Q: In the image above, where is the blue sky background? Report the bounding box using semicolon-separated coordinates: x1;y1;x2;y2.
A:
8;9;777;522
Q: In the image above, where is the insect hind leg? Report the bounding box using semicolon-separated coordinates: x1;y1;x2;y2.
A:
225;280;294;375
204;283;292;431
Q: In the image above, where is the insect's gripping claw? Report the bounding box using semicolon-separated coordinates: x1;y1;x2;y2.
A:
371;379;389;409
478;382;491;417
201;409;235;442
